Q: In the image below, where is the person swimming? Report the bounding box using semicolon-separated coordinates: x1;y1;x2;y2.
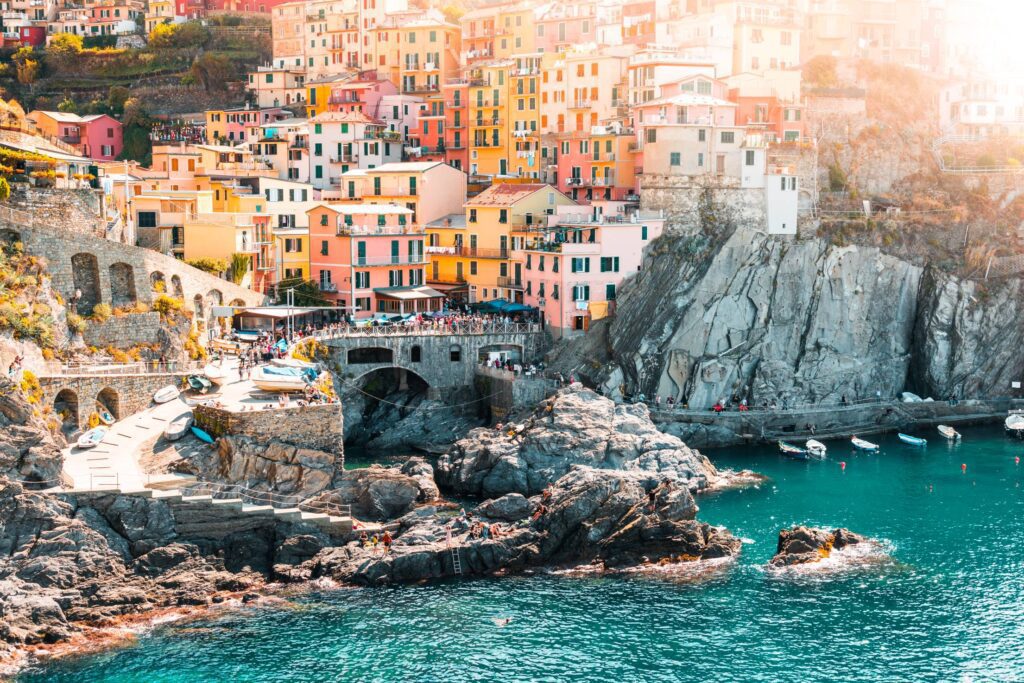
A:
492;617;512;627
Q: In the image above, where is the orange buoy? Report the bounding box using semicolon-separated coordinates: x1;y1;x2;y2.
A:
961;463;967;473
1016;456;1021;465
840;461;846;471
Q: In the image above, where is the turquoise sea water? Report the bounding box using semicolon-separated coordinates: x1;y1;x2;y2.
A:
19;426;1024;682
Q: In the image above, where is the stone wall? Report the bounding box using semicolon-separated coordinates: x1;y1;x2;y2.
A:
82;312;164;348
194;403;344;454
39;372;191;429
326;330;549;398
6;188;105;238
5;218;266;326
475;366;558;423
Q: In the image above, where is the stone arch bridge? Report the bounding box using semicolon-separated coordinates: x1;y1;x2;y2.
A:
322;324;547;401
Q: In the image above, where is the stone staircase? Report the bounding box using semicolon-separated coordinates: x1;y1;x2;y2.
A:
71;487;353;538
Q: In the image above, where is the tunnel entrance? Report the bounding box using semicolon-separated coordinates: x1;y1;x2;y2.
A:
342;367;429;447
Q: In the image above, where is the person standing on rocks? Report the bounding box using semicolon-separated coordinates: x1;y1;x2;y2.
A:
382;530;393;555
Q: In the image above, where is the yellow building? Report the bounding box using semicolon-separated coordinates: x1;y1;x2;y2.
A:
492;4;535;59
275;227;310;282
428;183;573;304
468;60;513;178
144;0;173;33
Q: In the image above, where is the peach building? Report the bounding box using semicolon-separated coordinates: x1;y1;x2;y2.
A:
307;202;440;317
27;111;123;160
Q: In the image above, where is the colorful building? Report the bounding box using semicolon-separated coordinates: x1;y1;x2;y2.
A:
307;202;439;317
26;111;123;160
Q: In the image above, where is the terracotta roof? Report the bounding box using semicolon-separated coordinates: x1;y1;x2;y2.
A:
467;183;553;207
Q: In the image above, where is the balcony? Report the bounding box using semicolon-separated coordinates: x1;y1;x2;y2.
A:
336;224;424;236
60;134;81;145
319;281;338;292
569;100;591;109
473;118;503;127
327;95;360;105
330;153;356;163
497;276;523;290
450;245;509;259
429;275;467;285
290;140;308;149
351;255;429;267
445;100;465;108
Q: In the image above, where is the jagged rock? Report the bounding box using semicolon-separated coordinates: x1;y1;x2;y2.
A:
556;227;1024;409
343;391;483;451
475;493;533;522
309;462;431;521
0;584;71;645
132;543;199;576
399;457;440;502
306;467;740;587
0;377;64;485
436;386;720;498
768;526;868;567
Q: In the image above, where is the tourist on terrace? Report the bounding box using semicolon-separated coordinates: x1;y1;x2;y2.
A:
713;401;724;413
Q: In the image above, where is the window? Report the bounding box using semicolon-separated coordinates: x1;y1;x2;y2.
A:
641;225;648;240
320;240;329;255
600;256;619;272
745;150;756;166
320;214;328;226
721;131;735;144
469;208;477;223
449;344;461;362
646;128;656;143
314;124;322;134
499;209;508;224
697;153;704;167
571;257;590;273
411;345;422;362
355;271;369;288
470;261;477;275
137;211;157;228
314;143;322;156
572;284;590;301
698;129;706;142
670;152;681;167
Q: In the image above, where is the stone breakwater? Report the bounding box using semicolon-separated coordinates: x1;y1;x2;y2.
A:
555;226;1024;410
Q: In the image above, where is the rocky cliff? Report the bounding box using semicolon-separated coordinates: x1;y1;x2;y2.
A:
560;226;1024;407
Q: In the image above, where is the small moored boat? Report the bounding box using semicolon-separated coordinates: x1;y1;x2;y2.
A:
153;385;180;404
77;426;107;449
252;365;315;392
190;425;215;444
187;375;213;393
898;433;927;447
851;436;880;452
805;439;827;458
96;408;115;425
163;412;194;442
271;357;318;370
1005;413;1024;439
203;363;229;386
937;424;961;441
778;441;809;460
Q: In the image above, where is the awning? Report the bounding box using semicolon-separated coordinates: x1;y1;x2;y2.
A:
235;306;319;319
373;286;447;301
429;282;469;292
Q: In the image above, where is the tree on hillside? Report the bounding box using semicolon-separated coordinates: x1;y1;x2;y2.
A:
803;55;838;89
56;97;77;113
188;52;233;93
12;48;40;89
148;21;210;50
46;33;83;71
118;96;154;164
107;86;129;116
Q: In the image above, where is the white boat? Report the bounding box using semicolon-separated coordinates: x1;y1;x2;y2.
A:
271;357;318;370
203;363;229;386
937;424;961;441
77;426;107;449
153;385;180;404
97;408;115;425
1006;413;1024;438
806;439;827;458
778;441;809;460
163;412;194;442
251;366;310;392
851;436;880;452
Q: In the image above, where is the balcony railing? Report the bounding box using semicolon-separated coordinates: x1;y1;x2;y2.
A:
497;276;523;290
352;255;428;266
474;118;503;127
335;225;424;236
319;281;338;292
330;153;356;163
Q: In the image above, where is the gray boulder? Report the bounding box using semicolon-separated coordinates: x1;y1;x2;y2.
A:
475;493;533;522
768;526;869;567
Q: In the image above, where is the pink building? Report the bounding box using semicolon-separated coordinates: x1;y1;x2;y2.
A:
308;202;442;317
517;202;665;338
27;111;123;161
327;78;399;117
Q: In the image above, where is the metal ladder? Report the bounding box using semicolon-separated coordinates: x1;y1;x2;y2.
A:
450;545;463;576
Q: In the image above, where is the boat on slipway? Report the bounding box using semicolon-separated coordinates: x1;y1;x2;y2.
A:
163;412;194;442
77;426;107;449
898;433;927;447
252;365;317;392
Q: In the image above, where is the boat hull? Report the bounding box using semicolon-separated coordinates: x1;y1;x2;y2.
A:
937;425;961;440
203;364;228;386
153;386;180;404
164;413;194;442
191;426;215;444
253;378;308;392
898;433;927;446
851;437;879;451
77;427;107;449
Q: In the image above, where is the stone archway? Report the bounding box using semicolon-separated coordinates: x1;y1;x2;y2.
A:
71;253;100;315
150;271;166;294
207;289;223;307
0;228;21;246
109;262;137;307
53;388;78;432
229;298;246;307
96;387;120;419
193;294;205;318
171;275;184;298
